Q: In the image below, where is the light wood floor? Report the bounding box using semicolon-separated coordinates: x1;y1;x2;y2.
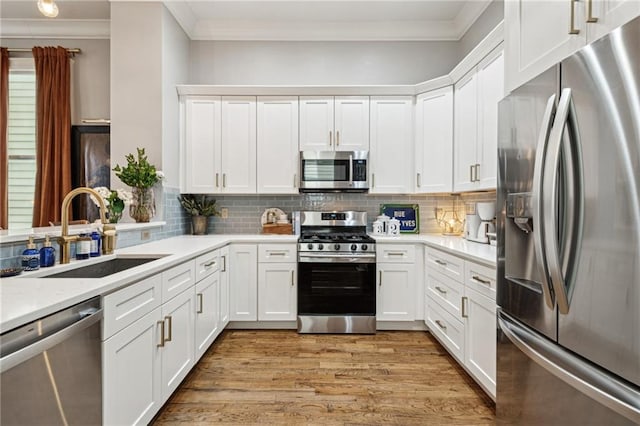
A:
152;330;495;425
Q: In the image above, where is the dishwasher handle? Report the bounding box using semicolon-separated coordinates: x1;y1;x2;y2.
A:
0;308;103;373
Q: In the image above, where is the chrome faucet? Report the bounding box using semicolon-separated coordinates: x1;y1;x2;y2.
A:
58;187;117;264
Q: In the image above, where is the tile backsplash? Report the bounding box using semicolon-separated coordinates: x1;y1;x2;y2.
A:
202;191;496;235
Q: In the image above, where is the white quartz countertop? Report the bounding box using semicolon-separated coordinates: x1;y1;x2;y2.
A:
372;234;496;267
0;233;494;333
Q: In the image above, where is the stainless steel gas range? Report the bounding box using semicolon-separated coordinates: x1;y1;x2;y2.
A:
296;211;376;334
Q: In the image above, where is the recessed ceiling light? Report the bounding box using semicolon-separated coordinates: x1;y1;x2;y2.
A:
37;0;59;18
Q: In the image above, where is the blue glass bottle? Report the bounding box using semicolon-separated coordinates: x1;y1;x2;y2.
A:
39;235;56;267
21;236;40;271
90;229;101;257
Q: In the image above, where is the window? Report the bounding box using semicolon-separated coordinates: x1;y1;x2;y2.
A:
7;58;36;229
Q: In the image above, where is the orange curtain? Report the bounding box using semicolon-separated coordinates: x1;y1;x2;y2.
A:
0;48;9;229
32;46;71;227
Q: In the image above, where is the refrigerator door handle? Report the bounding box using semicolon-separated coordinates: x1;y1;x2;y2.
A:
532;94;557;309
498;311;640;424
543;88;584;315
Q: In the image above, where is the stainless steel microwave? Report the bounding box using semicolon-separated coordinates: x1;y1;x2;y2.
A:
299;151;369;192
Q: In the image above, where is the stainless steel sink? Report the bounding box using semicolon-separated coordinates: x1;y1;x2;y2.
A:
40;256;166;279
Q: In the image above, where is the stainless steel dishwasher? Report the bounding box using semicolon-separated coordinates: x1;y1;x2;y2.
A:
0;296;102;425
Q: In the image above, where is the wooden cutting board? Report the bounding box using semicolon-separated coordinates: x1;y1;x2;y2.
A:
262;223;293;235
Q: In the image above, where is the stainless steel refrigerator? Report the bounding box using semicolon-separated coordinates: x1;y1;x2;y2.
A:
496;16;640;425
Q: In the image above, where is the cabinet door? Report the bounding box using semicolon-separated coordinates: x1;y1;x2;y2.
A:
334;96;370;151
377;263;415;321
464;286;496;399
103;307;162;426
415;87;453;194
182;97;221;193
299;97;334;150
258;263;296;321
476;48;504;191
160;288;195;401
219;246;230;326
257;96;299;194
504;0;586;93
229;244;258;321
195;272;220;361
453;71;479;192
588;0;640;42
369;96;414;194
220;96;256;193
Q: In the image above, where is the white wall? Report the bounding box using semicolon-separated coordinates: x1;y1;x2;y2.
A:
110;2;164;186
189;40;460;85
2;38;110;124
161;7;190;188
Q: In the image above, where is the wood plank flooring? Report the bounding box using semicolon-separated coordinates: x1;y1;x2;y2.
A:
152;330;495;425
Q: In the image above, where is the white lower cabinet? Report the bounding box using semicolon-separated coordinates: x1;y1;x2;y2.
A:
194;272;221;360
103;307;162;426
219;246;230;327
258;263;297;321
229;244;258;321
424;246;496;400
376;244;422;322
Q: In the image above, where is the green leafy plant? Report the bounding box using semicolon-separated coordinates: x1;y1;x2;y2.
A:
178;194;221;217
113;148;162;189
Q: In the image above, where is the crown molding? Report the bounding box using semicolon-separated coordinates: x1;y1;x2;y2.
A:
164;0;493;41
449;20;503;83
0;19;110;39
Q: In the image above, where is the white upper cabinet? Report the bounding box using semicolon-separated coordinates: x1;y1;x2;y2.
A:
221;96;257;193
505;0;639;93
453;48;504;192
182;97;221;193
369;96;414;194
256;96;299;194
415;87;453;194
299;96;369;151
181;96;256;194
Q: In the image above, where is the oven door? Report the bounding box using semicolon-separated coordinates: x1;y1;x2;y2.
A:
299;151;368;192
297;257;375;316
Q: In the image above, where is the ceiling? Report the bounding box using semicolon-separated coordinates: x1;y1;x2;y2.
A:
1;0;492;41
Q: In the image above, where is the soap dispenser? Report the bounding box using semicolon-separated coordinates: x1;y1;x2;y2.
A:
21;236;40;271
39;235;56;267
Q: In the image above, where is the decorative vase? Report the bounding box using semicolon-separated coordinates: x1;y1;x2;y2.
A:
130;187;155;223
107;208;122;224
191;215;208;235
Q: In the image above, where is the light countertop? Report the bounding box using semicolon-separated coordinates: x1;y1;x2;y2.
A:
0;233;494;333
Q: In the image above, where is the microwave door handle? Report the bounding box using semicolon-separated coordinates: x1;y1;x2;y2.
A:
532;94;557;310
349;154;353;186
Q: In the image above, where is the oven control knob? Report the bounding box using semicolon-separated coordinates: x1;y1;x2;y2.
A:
362;244;368;251
307;243;313;250
350;244;358;251
334;244;340;250
318;244;324;250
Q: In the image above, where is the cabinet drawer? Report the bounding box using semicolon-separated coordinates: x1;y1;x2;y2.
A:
426;268;463;319
464;261;496;300
162;260;196;302
258;244;297;263
427;298;465;363
195;250;220;281
377;244;416;263
103;274;162;339
425;248;463;283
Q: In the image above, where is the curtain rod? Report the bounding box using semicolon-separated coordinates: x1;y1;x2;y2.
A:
5;47;81;55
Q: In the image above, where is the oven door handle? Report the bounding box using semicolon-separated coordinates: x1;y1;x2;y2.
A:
298;254;376;263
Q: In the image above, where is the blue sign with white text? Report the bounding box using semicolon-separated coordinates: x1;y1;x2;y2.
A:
380;204;419;234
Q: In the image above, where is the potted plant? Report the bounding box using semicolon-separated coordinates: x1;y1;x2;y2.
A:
113;148;164;223
178;194;221;235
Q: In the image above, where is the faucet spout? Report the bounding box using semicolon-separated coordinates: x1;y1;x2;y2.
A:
58;187;115;264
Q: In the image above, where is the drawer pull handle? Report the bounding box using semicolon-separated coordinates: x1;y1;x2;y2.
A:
388;252;404;256
569;0;580;34
435;320;447;330
586;0;598;22
329;131;333;146
267;251;288;256
291;270;295;286
435;286;447;295
157;320;166;347
222;255;227;272
197;293;203;313
379;270;382;287
165;315;173;342
472;275;491;286
215;173;219;188
204;260;216;267
461;297;468;318
435;259;447;266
